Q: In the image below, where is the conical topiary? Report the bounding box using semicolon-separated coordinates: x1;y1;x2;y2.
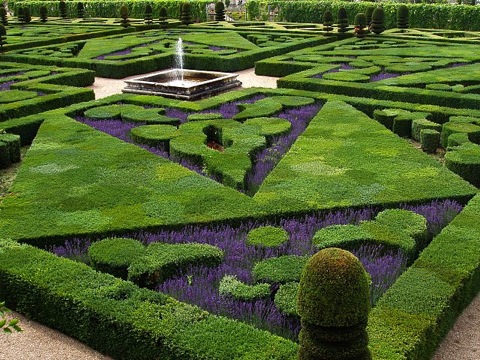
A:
336;7;348;34
297;248;371;360
120;5;130;27
144;4;153;24
180;2;193;25
40;6;48;22
322;10;334;32
397;4;409;29
77;2;85;18
354;12;367;38
17;7;24;23
159;7;168;29
0;24;6;51
23;7;31;23
59;0;67;18
365;6;375;28
370;7;385;35
214;1;225;21
0;7;8;26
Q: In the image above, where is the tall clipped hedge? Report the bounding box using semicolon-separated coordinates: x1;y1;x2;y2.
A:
12;0;210;21
245;1;480;31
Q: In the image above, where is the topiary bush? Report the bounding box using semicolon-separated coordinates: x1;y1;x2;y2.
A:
159;7;168;29
120;5;130;27
22;7;31;24
88;238;146;279
246;225;289;248
397;4;409;29
370;7;384;35
39;6;48;22
322;10;334;32
219;275;271;301
421;129;441;154
0;24;5;51
144;3;153;24
297;248;371;360
365;6;375;28
77;2;85;18
0;7;8;26
354;13;367;38
180;2;193;25
412;118;442;142
59;0;67;18
445;142;480;188
215;1;225;21
16;7;24;23
336;7;348;34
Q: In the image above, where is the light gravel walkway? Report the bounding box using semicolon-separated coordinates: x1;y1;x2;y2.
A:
2;68;478;359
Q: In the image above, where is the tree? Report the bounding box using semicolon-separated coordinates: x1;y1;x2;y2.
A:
0;7;8;26
159;7;168;30
336;7;348;34
365;6;375;28
40;6;48;23
77;2;85;19
397;4;409;29
215;1;225;21
354;13;367;38
120;5;130;28
322;10;334;33
144;4;153;25
59;0;68;19
180;2;193;25
370;7;385;35
23;7;31;24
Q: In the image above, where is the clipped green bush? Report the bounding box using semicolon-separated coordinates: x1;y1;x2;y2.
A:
144;4;153;24
0;133;21;165
445;142;480;188
322;10;334;32
441;121;480;148
365;6;375;27
375;209;427;248
0;24;6;50
180;2;193;25
412;118;442;142
354;13;367;38
274;282;299;316
159;6;168;29
120;5;130;28
397;4;408;29
215;1;225;21
77;2;85;18
297;248;371;360
252;255;309;284
0;7;8;26
447;132;470;148
421;129;441;154
128;242;224;287
59;0;67;18
219;275;271;301
336;7;349;34
129;124;178;149
39;6;48;22
246;226;289;248
88;238;146;279
370;7;385;35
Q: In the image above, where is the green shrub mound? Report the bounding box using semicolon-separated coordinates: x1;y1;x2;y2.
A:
274;282;299;316
313;219;417;260
233;99;284;121
447;132;470;148
374;209;427;248
83;105;137;120
0;90;38;104
0;133;21;167
426;83;452;92
441;121;480;148
121;108;178;125
129;125;178;148
246;225;289;248
421;129;441;154
297;248;371;360
219;275;271;301
445;142;480;188
243;117;291;139
374;109;427;138
187;113;224;122
412;118;441;142
88;238;146;280
252;255;309;284
128;242;224;287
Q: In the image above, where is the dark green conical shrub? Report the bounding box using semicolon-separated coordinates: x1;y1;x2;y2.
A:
397;4;409;29
297;248;371;360
120;5;130;27
0;7;8;26
77;2;85;18
180;2;193;25
354;13;367;38
144;4;153;24
365;6;375;27
370;7;385;34
23;7;31;23
215;1;225;21
0;24;6;51
59;0;67;18
322;10;334;32
336;7;348;34
39;6;48;22
159;7;168;29
17;7;24;23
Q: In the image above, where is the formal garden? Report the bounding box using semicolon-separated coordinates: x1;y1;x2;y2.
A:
0;1;480;359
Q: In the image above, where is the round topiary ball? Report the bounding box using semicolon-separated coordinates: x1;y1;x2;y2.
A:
297;247;370;327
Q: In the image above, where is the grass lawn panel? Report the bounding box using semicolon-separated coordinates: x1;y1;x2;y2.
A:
254;101;477;213
0;112;259;243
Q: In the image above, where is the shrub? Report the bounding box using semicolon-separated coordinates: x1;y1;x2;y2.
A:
88;238;146;279
336;7;348;34
297;248;371;360
219;275;271;301
77;2;85;18
120;5;130;28
412;118;442;142
215;1;225;21
445;142;480;188
274;282;299;316
370;7;385;35
252;255;309;284
397;4;408;29
322;10;334;32
365;6;375;27
180;2;193;25
246;226;288;248
441;121;480;148
374;209;427;249
354;13;367;38
421;129;441;154
0;133;21;166
59;0;67;18
144;4;153;24
39;6;48;22
0;24;5;51
23;7;31;24
0;7;8;26
159;7;168;29
16;7;24;23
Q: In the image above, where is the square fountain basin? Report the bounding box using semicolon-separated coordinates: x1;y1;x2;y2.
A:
123;69;241;100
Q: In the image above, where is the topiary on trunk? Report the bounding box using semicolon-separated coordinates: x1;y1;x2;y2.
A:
215;1;225;21
322;10;334;33
397;4;409;29
120;5;130;27
39;6;48;22
365;6;375;28
370;7;385;35
159;7;168;29
0;7;8;26
144;4;153;24
77;2;85;18
354;13;367;38
336;7;348;34
180;2;193;25
59;0;67;18
297;248;371;360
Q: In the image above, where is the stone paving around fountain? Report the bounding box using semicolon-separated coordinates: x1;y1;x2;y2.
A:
88;68;278;100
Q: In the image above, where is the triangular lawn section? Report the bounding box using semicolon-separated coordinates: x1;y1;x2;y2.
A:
254;101;477;213
0;111;259;242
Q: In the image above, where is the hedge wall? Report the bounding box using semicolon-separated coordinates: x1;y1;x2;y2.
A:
246;1;480;31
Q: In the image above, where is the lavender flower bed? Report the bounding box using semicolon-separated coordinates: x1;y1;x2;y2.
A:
51;200;462;341
77;95;319;194
370;72;401;82
0;81;16;91
312;63;354;79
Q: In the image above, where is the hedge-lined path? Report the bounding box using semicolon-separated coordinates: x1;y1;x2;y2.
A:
87;68;279;99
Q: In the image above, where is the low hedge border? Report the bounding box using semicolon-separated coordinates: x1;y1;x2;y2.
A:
0;239;298;360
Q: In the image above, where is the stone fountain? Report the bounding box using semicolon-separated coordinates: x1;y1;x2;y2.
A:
123;38;241;100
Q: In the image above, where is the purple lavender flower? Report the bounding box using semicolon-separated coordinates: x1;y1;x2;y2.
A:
370;72;400;82
0;81;15;91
